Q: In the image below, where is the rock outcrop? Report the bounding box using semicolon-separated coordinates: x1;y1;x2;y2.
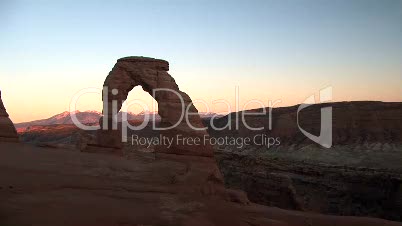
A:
216;150;402;221
86;56;213;157
80;57;249;208
0;91;18;142
2;141;402;226
209;101;402;221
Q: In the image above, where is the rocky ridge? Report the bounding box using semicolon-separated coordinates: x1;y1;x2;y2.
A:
210;101;402;221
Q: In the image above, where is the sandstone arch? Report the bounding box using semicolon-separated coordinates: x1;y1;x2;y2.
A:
89;57;213;157
0;91;19;142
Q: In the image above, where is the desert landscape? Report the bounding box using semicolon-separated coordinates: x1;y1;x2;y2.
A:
1;57;402;226
1;1;401;225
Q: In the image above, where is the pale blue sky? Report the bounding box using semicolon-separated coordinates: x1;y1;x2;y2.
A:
1;0;401;122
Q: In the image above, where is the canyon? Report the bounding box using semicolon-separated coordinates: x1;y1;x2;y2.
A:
210;101;402;221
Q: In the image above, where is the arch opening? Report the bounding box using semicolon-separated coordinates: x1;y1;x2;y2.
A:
85;56;213;157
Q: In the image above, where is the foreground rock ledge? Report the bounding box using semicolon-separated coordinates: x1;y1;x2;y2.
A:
1;142;402;226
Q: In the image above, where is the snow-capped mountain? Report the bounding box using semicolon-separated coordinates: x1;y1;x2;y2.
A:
15;111;102;129
15;111;222;129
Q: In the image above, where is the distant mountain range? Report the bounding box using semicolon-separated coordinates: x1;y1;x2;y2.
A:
15;111;222;130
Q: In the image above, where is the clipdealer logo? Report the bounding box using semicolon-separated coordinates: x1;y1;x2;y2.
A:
297;86;332;148
69;86;333;149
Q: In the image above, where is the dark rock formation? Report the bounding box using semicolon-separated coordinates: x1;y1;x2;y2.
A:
210;101;402;221
216;150;402;221
85;56;213;157
0;91;19;142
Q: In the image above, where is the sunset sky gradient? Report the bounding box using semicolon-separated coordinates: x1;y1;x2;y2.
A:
1;0;401;122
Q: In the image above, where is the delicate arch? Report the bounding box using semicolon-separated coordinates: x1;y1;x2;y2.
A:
92;57;213;157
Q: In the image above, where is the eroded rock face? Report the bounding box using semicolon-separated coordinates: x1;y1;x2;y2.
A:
209;101;402;148
210;101;402;221
0;91;19;142
86;57;213;157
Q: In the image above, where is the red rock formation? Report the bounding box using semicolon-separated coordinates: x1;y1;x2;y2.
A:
1;141;401;226
86;56;213;157
0;91;19;142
